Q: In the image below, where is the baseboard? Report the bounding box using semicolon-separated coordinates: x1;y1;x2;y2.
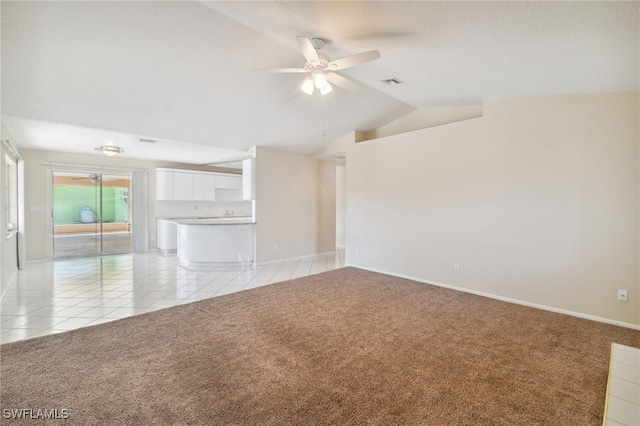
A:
256;251;336;266
356;265;640;331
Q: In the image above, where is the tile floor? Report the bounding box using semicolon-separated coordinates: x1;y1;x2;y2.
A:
603;343;640;426
0;249;345;344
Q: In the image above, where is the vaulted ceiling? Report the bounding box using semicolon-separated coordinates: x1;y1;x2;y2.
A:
2;1;638;164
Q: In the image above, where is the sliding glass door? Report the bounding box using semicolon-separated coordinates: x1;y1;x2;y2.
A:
52;171;132;258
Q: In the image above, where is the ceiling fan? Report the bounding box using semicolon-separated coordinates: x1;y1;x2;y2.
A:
261;37;380;96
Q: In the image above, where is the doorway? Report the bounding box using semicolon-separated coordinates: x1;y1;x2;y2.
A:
52;171;132;258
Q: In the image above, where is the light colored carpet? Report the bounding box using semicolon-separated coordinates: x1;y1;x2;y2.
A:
1;267;638;425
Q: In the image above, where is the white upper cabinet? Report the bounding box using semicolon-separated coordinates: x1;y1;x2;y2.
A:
156;170;174;201
193;173;216;201
215;175;242;190
156;169;245;202
215;175;230;189
229;176;242;190
172;172;193;201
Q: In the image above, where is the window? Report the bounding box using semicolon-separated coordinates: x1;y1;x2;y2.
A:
5;153;17;237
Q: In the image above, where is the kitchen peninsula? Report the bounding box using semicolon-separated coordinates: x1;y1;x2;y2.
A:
155;161;256;268
171;217;256;268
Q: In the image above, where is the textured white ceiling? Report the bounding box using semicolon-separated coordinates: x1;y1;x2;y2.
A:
207;1;639;105
2;1;638;163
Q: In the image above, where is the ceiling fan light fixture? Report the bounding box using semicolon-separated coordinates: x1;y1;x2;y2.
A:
320;83;333;96
312;69;328;89
95;145;124;156
301;77;315;95
261;37;381;97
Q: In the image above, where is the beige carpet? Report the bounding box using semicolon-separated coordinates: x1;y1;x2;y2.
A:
1;267;639;425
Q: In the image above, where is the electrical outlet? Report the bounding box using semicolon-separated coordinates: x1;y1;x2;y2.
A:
453;263;460;272
273;243;278;250
617;289;628;302
355;247;359;255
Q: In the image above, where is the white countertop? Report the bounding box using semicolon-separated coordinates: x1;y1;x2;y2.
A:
166;217;256;225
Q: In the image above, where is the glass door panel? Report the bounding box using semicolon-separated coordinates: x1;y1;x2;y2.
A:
52;172;101;258
52;171;132;258
100;174;132;255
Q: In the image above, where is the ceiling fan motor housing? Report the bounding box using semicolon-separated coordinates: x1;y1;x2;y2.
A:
304;55;331;70
310;37;326;50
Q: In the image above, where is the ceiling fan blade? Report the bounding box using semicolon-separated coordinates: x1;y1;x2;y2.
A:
257;67;308;73
328;50;380;70
326;72;361;92
296;36;320;65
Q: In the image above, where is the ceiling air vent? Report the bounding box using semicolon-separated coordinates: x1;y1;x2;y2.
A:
381;78;403;85
138;138;158;144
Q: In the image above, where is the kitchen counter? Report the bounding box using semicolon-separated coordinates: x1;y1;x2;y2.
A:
168;217;255;268
169;217;256;225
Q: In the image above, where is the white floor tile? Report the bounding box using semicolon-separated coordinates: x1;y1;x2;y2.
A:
149;299;182;309
75;307;119;318
53;317;99;330
126;298;162;308
0;329;40;343
52;306;94;318
614;346;640;369
1;316;30;328
19;317;68;329
102;307;138;318
609;377;640;405
99;299;135;308
86;317;118;327
604;344;640;426
606;396;640;426
0;249;344;344
0;306;42;316
72;299;108;308
612;361;640;385
22;306;70;316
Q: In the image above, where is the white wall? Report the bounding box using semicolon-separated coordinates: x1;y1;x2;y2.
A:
336;163;346;247
345;92;639;327
0;132;20;296
357;105;483;141
316;160;336;253
254;146;336;263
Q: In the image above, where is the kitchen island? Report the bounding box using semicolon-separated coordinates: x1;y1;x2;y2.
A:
168;218;256;268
